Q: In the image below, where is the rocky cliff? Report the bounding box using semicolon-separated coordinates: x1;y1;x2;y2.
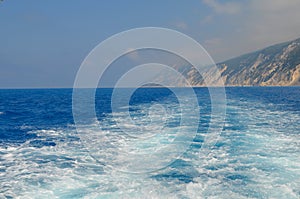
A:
156;38;300;86
216;38;300;86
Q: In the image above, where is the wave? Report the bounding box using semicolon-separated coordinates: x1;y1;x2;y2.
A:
0;98;300;198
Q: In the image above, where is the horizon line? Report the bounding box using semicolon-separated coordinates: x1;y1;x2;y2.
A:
0;85;299;89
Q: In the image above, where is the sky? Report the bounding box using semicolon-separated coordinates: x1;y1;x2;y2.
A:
1;0;300;88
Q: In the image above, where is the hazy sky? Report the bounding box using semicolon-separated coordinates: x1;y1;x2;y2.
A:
1;0;300;88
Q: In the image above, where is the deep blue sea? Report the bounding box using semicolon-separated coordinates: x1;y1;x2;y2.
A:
0;87;299;198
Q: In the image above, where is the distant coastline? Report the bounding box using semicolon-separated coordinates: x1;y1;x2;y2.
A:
152;37;300;87
1;85;300;90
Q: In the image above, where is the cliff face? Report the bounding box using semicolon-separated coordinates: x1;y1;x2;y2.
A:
216;38;300;86
155;38;300;86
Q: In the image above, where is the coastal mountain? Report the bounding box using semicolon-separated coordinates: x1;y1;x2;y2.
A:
155;37;300;86
215;37;300;86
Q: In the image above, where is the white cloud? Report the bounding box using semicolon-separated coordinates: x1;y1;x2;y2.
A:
202;0;241;15
204;38;221;45
200;0;300;62
200;15;213;24
252;0;300;12
126;48;140;61
174;21;188;30
241;0;300;49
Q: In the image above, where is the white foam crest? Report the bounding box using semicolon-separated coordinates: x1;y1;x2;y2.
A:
188;98;300;198
0;136;190;198
1;96;300;198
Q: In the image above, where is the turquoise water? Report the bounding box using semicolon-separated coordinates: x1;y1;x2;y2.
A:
0;87;299;198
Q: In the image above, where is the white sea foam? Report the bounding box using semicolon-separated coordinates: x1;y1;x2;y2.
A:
1;98;300;198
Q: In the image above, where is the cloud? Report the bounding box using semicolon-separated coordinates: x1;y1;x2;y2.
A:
200;15;213;24
126;48;140;61
204;38;221;46
199;0;300;62
202;0;241;15
241;0;300;46
252;0;300;12
174;21;188;30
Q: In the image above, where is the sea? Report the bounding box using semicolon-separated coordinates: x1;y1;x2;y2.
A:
0;87;299;198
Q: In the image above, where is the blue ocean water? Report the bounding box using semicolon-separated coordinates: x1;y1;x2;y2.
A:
0;87;299;198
